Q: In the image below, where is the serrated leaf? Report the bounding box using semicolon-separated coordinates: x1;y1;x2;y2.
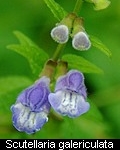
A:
62;54;103;74
7;31;49;78
90;35;112;57
43;0;67;21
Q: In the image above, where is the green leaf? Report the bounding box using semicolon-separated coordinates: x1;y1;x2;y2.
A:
0;76;32;95
62;54;103;74
85;99;103;122
35;115;109;138
90;35;112;57
7;31;49;78
0;76;32;111
43;0;67;21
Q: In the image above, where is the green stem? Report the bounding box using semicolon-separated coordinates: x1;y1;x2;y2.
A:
49;0;84;121
52;44;66;61
73;0;83;14
51;1;83;62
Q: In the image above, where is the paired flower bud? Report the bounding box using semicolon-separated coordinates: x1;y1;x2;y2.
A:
51;14;91;51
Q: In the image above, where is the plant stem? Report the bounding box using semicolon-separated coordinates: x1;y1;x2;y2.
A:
52;0;83;62
49;0;84;121
52;43;66;61
73;0;83;14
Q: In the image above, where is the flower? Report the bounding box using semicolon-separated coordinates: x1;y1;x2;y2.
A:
11;76;51;134
72;31;91;51
50;24;69;44
48;70;90;118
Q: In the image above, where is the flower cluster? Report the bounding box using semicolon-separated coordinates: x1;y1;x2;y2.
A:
11;14;91;135
11;70;90;134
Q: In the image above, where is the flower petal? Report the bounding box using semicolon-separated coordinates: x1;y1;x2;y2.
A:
17;76;50;112
67;70;84;92
72;32;91;50
51;25;69;44
11;102;48;134
55;75;68;92
55;70;86;94
49;90;90;118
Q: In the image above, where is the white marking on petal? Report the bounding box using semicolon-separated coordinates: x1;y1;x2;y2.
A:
57;90;87;117
14;102;24;110
13;102;48;133
69;93;77;114
23;112;36;129
15;104;30;128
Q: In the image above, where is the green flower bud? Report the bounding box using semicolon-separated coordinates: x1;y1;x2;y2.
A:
85;0;111;10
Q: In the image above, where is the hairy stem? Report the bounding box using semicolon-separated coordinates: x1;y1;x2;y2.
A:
52;44;66;61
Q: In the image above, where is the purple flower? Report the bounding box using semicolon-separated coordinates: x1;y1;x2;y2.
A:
48;70;90;118
11;77;51;134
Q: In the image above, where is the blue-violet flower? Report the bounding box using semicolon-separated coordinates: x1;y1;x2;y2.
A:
11;76;51;134
48;70;90;118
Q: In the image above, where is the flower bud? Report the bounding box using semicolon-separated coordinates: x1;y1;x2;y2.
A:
71;17;91;51
85;0;111;10
51;13;76;44
51;24;69;44
93;0;111;10
72;31;91;51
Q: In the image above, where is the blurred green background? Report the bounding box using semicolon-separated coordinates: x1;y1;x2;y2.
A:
0;0;120;139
